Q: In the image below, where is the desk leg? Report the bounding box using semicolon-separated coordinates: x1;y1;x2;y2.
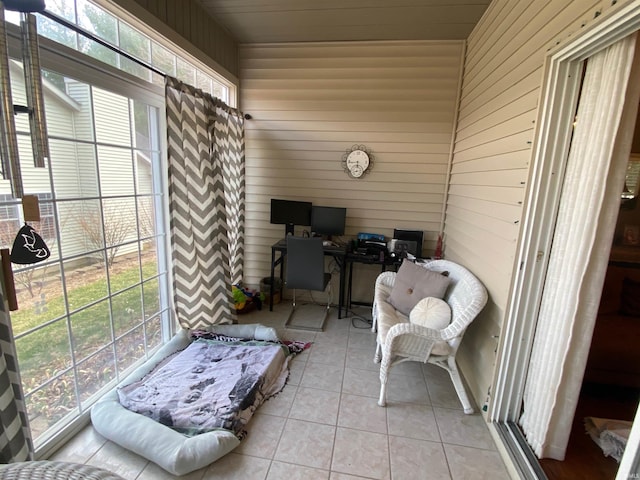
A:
338;258;345;319
347;261;355;314
269;249;276;312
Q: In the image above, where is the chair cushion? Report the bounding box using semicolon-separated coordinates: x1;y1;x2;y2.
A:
375;282;393;306
376;299;409;345
377;298;450;356
388;259;451;316
409;297;451;355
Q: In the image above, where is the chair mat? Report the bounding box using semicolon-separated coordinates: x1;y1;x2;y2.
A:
285;303;330;331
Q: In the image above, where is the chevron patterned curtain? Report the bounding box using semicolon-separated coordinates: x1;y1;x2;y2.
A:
0;292;33;463
165;77;245;329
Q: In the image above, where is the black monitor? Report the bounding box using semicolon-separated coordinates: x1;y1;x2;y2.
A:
311;206;346;238
270;198;312;236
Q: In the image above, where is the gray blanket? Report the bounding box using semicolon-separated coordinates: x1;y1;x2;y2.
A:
117;340;288;436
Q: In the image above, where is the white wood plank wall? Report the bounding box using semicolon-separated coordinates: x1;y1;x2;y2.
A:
449;0;621;409
240;41;464;300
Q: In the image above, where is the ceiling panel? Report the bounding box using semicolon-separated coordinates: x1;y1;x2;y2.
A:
195;0;492;43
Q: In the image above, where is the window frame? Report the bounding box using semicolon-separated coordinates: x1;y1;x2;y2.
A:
5;23;175;459
5;0;238;107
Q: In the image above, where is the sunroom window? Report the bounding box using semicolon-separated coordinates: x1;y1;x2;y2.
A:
1;20;173;454
1;0;238;455
5;0;233;103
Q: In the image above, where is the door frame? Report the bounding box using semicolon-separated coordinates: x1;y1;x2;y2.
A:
489;1;640;478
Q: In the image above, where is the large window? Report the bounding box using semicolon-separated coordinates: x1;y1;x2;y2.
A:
5;0;232;103
2;22;171;452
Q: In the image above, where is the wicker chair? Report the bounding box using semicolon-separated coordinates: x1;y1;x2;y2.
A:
0;461;124;479
372;259;488;413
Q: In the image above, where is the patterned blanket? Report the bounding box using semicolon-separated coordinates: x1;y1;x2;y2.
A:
117;339;289;437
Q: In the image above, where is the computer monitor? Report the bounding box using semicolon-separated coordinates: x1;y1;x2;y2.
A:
270;198;312;236
311;206;346;239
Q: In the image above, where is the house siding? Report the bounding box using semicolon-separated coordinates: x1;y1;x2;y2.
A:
5;73;151;262
66;82;100;198
6;65;83;259
449;0;623;409
239;41;464;301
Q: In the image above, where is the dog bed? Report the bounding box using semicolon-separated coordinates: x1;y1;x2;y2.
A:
91;324;289;476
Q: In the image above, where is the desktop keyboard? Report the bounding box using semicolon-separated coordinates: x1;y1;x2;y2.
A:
275;238;345;251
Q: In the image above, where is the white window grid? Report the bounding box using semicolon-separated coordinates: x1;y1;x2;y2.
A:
5;0;233;104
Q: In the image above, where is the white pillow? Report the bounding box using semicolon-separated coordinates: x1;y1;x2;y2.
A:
207;323;279;342
409;297;451;355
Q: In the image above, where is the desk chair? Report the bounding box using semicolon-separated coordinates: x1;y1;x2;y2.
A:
285;236;332;331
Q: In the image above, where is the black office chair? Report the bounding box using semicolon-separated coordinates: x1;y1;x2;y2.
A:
285;236;332;331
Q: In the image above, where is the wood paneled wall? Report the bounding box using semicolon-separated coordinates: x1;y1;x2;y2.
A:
239;41;464;296
449;0;624;409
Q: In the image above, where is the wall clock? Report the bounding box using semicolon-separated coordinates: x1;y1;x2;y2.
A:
342;144;373;179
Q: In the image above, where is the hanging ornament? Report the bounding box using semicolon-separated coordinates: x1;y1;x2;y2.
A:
10;223;50;264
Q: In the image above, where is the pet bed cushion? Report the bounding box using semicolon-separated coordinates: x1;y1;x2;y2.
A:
118;340;288;436
91;324;284;476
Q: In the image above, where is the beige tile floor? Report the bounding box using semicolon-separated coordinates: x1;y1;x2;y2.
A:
50;303;511;480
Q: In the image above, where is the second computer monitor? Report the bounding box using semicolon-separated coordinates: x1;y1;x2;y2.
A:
311;206;346;238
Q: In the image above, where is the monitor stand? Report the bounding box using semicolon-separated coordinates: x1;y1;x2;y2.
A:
285;223;295;237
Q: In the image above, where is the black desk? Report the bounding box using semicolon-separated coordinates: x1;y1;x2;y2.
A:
270;239;348;318
345;253;401;310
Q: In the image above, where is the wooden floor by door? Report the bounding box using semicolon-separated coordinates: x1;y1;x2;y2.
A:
540;383;639;480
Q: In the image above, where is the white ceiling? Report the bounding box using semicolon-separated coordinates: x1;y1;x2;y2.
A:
194;0;492;44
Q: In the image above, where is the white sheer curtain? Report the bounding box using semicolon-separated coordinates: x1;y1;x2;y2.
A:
520;33;640;460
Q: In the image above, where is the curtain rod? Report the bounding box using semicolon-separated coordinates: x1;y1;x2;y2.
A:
39;10;252;120
39;9;165;77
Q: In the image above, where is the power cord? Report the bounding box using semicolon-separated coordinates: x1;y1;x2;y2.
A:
307;284;333;306
351;313;372;329
344;305;373;329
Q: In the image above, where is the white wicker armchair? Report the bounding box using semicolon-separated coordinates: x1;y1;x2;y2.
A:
0;461;124;479
372;259;488;413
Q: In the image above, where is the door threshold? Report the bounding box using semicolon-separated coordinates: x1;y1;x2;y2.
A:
491;421;549;480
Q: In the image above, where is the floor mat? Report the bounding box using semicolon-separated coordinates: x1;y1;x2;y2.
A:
284;303;330;331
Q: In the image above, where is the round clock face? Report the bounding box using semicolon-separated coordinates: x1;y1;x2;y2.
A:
350;164;365;178
346;150;370;177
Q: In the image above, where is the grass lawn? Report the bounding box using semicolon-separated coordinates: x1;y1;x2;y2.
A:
13;260;160;388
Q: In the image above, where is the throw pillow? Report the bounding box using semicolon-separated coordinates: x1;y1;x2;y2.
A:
387;259;451;316
409;297;452;355
410;297;451;329
620;277;640;317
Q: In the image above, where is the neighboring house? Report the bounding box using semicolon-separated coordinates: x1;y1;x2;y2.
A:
2;61;151;263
